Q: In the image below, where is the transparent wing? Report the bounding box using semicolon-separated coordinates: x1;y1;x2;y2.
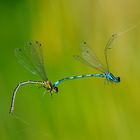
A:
74;42;107;73
15;41;48;80
104;34;117;71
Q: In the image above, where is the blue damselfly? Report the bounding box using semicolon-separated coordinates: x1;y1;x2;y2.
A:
53;34;120;87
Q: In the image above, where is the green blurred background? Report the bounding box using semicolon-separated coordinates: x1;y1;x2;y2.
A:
1;0;140;140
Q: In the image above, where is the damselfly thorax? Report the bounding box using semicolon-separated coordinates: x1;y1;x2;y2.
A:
105;72;120;83
43;81;58;93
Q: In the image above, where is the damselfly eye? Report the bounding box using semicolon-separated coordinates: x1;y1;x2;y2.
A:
54;87;58;93
117;77;120;82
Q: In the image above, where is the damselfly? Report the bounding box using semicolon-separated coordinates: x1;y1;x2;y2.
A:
53;24;139;87
9;41;58;114
53;34;120;87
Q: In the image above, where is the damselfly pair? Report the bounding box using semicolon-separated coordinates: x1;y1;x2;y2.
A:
9;34;120;114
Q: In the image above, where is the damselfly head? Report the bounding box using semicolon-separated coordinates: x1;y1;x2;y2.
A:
112;76;120;83
116;77;120;82
52;86;58;93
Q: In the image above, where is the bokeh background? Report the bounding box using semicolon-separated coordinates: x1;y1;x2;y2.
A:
0;0;140;140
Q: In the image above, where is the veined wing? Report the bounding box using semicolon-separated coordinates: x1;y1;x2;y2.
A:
74;42;107;73
15;41;48;81
104;34;117;71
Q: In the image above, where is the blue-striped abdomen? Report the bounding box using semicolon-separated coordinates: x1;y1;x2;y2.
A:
53;73;105;87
